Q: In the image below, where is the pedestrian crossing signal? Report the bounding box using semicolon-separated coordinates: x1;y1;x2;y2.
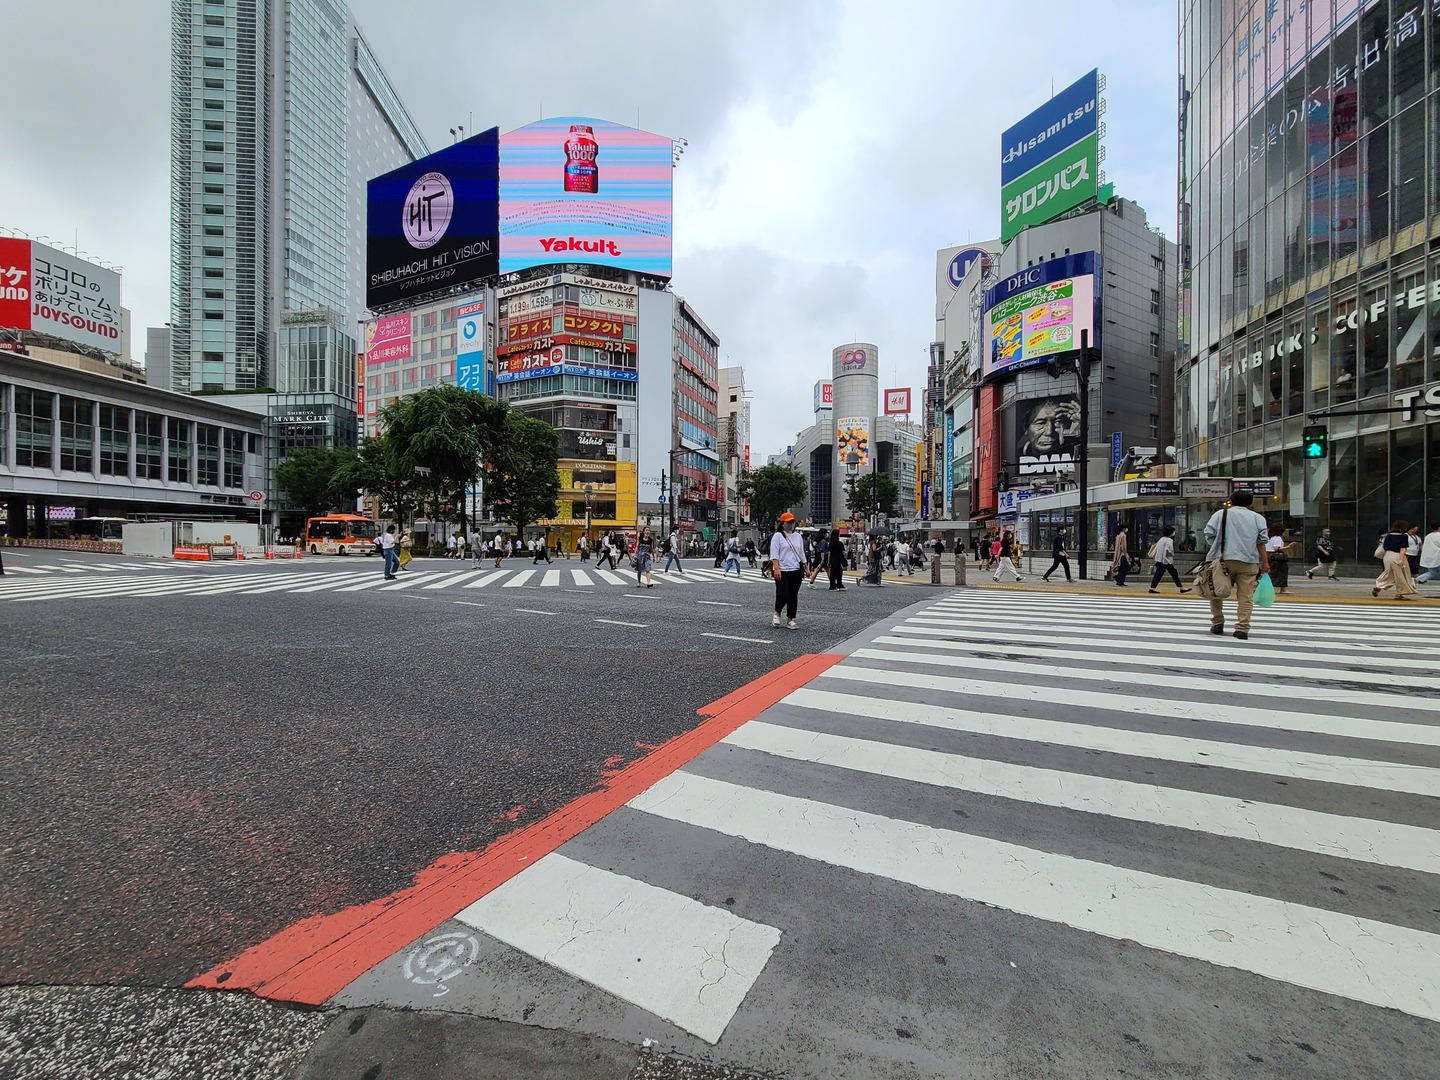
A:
997;472;1010;492
1302;425;1328;459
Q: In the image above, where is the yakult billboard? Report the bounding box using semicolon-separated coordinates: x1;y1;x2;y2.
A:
0;236;123;353
499;118;674;279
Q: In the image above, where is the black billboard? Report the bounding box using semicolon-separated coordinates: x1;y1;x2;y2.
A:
1012;394;1081;475
366;128;499;310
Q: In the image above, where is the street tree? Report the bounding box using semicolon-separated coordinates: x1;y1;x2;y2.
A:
485;411;560;535
377;385;508;532
275;447;346;517
737;464;808;526
333;436;417;526
848;471;900;522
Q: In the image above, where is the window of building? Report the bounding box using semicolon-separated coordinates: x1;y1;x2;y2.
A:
167;417;191;483
99;405;130;477
203;78;223;89
136;412;163;479
58;396;93;472
203;13;224;25
203;34;223;45
1149;332;1160;358
203;225;223;236
196;424;220;486
15;388;53;468
223;429;244;488
1149;372;1159;397
203;120;223;132
1150;289;1160;315
204;57;224;68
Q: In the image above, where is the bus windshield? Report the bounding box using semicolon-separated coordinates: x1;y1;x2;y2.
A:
348;520;379;539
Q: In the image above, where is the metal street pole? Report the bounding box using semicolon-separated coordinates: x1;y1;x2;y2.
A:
1077;328;1092;581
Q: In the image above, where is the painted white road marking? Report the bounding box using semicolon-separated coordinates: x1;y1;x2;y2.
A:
784;685;1440;797
724;721;1440;875
629;772;1440;1025
454;852;781;1044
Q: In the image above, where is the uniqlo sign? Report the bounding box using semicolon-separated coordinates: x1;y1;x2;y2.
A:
0;236;124;353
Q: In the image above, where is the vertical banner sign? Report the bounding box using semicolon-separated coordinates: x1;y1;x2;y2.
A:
1110;431;1124;468
356;353;366;422
916;441;926;514
455;297;486;392
945;412;956;501
1000;70;1100;243
836;417;870;467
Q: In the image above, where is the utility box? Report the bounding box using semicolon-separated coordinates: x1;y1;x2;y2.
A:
122;522;176;559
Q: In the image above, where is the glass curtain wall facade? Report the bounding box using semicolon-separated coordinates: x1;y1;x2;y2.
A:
169;0;424;394
1179;0;1440;560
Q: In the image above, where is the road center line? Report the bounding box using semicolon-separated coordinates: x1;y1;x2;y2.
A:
696;600;741;607
702;632;774;644
596;618;648;627
453;601;486;608
514;608;556;616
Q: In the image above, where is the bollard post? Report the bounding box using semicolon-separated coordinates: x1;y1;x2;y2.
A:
931;549;941;584
955;549;966;586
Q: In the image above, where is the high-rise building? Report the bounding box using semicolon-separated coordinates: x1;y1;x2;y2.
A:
1177;1;1440;562
719;365;750;527
168;0;426;398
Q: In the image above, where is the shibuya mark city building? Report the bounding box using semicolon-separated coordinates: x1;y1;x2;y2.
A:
1177;1;1440;559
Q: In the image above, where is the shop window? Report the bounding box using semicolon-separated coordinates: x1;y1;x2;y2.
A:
1284;315;1304;417
1393;265;1427;391
1307;307;1330;412
1265;324;1284;421
1392;425;1426;529
1361;282;1390;399
1333;295;1358;405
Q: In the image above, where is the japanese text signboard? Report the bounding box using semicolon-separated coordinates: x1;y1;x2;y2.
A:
0;237;123;353
999;70;1100;243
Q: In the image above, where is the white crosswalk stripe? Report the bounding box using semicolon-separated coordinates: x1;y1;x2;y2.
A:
423;589;1440;1040
0;561;779;602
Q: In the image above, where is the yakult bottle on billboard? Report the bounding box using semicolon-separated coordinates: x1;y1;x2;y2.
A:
563;125;599;193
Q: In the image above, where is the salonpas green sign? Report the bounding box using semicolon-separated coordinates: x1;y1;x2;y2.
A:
1000;133;1097;243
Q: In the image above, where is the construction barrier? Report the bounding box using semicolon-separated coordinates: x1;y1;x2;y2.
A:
0;538;122;554
268;545;299;559
173;545;212;561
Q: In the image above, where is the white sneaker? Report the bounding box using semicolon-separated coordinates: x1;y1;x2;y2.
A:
772;613;781;628
787;619;797;630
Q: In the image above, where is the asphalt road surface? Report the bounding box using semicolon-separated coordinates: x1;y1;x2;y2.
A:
1;548;928;990
4;549;1438;1079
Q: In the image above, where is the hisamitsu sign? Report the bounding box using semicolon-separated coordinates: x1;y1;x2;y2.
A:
999;69;1100;243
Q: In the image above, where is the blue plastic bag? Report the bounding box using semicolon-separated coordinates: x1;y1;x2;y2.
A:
1253;572;1276;607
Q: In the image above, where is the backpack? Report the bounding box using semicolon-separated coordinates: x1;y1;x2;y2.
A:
662;536;672;553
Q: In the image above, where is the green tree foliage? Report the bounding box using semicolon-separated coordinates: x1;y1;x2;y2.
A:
275;447;348;517
485;411;561;533
847;471;900;521
737;464;808;526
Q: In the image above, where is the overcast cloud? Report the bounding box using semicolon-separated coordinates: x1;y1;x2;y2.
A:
0;0;1177;458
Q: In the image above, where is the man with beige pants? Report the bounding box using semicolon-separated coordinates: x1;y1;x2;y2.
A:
1201;489;1271;640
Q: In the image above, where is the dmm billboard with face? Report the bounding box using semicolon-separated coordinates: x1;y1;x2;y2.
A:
1000;70;1099;243
983;252;1100;381
367;128;499;310
500;118;673;279
0;236;123;353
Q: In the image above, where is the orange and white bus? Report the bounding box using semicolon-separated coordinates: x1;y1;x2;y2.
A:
304;514;380;555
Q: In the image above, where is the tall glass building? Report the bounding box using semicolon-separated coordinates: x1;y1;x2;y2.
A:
168;0;426;397
1178;1;1440;560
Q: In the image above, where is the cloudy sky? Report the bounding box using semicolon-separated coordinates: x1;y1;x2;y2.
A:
0;0;1176;458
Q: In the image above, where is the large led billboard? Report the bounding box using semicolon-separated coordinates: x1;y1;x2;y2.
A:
500;118;673;279
367;128;499;310
0;236;123;353
982;252;1100;381
1000;70;1099;243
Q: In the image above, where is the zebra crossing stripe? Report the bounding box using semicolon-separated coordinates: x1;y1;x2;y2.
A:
501;569;538;588
882;622;1434;671
782;685;1440;797
627;770;1440;1024
722;721;1440;875
462;571;510;588
843;646;1440;723
426;570;484;589
541;569;562;587
290;574;371;593
570;568;592;586
873;633;1435;691
377;573;436;590
453;852;781;1045
589;567;627;585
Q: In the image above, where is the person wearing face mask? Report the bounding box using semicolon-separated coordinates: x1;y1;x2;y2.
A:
769;512;809;630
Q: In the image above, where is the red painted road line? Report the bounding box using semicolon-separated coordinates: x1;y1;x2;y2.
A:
187;651;844;1006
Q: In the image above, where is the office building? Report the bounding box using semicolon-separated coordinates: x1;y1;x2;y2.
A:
1177;1;1440;560
167;0;426;396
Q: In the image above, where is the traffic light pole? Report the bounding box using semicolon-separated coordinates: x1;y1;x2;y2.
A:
1076;330;1092;581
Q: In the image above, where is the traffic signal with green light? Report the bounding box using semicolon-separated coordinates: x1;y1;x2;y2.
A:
997;472;1010;492
1302;425;1328;459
